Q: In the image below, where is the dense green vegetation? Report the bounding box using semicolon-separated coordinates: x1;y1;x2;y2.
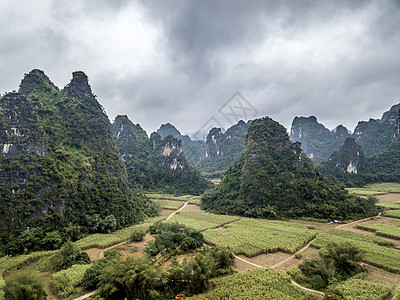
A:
199;267;312;299
383;210;400;219
112;115;211;195
0;70;156;256
91;247;234;299
203;117;379;220
145;222;204;256
3;272;47;300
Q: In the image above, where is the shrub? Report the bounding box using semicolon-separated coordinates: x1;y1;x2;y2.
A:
50;242;90;271
130;228;146;242
3;272;47;300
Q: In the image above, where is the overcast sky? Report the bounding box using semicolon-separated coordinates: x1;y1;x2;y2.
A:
1;0;399;137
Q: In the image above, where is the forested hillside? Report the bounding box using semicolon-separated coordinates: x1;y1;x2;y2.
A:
0;70;156;255
202;117;379;220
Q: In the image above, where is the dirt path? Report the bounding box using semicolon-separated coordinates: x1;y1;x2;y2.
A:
234;254;324;297
166;201;188;220
336;212;382;229
72;290;97;300
271;238;316;269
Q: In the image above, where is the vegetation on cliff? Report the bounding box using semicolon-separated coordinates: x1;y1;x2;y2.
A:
202;117;379;220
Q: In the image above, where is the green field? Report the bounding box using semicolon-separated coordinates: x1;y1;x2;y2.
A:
50;264;91;299
356;223;400;240
311;229;400;273
203;218;317;257
377;202;400;209
197;267;312;299
74;216;165;249
383;210;400;219
153;199;185;210
327;278;391;300
166;210;241;231
347;183;400;196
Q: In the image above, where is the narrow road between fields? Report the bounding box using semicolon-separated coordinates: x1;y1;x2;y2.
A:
336;212;381;229
166;201;188;220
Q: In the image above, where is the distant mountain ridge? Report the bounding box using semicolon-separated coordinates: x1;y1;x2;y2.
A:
112;116;211;195
156;121;251;177
290;103;400;163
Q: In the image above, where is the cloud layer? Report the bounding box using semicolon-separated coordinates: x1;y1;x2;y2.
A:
1;0;399;136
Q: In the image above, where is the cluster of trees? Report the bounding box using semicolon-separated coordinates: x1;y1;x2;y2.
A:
81;247;234;299
145;222;204;256
3;214;119;255
202;117;380;220
298;242;365;290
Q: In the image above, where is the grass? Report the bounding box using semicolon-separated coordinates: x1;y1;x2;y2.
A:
153;199;185;210
166;210;241;231
203;218;317;257
197;267;312;299
311;229;400;273
347;183;400;196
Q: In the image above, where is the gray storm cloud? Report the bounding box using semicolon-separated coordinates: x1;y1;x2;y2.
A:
0;0;399;135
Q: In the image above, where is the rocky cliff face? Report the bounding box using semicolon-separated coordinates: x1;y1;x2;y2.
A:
290;116;350;164
0;70;154;253
112;116;209;195
319;138;366;177
202;116;379;220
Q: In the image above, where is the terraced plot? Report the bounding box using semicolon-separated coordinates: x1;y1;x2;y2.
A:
384;210;400;219
198;267;312;300
356;223;400;240
327;279;391;300
153;199;185;210
203;218;317;257
166;210;240;231
311;229;400;273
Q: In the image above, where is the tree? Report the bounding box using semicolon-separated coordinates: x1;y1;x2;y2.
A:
50;242;90;271
98;255;163;300
4;272;47;300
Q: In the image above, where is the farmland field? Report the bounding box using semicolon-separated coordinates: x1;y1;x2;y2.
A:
347;183;400;196
203;218;317;257
383;210;400;219
327;278;391;300
166;210;241;231
356;223;400;240
153;199;185;210
197;267;312;300
74;216;165;249
311;229;400;273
